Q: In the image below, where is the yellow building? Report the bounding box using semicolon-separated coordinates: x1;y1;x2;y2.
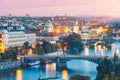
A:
0;43;5;53
0;32;5;53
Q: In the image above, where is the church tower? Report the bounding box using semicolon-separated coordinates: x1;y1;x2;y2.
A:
73;19;80;34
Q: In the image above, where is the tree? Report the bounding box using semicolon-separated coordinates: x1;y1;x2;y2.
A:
23;41;30;54
42;41;57;53
96;53;120;80
5;50;18;60
56;41;62;50
24;41;29;49
66;33;83;53
96;58;113;80
32;43;44;55
113;52;119;63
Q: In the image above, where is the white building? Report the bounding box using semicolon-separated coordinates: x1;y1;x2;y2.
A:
73;20;80;34
37;35;59;44
81;26;90;40
0;29;36;52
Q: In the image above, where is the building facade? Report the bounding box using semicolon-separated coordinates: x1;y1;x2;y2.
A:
73;20;80;34
0;30;36;53
81;26;90;40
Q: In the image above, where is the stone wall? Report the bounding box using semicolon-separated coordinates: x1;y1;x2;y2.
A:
0;60;22;70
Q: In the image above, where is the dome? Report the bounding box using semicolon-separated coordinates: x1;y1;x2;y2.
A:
88;19;99;26
42;30;49;34
90;19;99;23
45;22;53;28
18;24;25;30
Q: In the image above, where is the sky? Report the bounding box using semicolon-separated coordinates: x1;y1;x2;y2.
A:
0;0;120;17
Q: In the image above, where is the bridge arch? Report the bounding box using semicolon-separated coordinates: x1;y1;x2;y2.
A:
66;60;99;66
63;58;103;64
111;42;120;55
94;41;106;47
111;42;120;48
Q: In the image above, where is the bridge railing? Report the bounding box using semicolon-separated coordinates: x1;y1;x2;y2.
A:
23;54;114;59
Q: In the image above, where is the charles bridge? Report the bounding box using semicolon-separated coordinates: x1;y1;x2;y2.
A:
83;38;119;47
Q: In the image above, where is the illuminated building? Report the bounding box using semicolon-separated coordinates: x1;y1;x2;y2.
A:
55;27;70;34
73;20;80;34
87;26;108;39
44;22;54;33
87;19;99;26
0;29;36;53
81;26;90;40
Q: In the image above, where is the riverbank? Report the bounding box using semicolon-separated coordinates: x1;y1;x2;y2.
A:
0;60;22;70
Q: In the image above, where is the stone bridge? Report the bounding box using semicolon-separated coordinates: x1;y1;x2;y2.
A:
85;39;119;47
23;55;115;68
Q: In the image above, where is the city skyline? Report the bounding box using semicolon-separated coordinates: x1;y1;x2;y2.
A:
0;0;120;17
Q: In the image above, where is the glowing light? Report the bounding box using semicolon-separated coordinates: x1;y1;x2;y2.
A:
32;45;35;48
0;43;5;53
62;70;68;80
94;46;98;53
116;48;119;55
46;63;56;78
16;69;22;80
46;63;56;72
64;29;68;33
56;29;61;33
84;46;89;56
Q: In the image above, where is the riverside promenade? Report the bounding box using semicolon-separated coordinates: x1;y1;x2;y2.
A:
0;60;21;70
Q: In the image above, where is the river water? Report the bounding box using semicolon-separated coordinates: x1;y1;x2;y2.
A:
0;45;119;80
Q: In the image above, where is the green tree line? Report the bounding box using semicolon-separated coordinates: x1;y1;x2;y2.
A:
96;53;120;80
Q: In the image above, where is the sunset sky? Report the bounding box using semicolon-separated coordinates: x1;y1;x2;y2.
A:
0;0;120;17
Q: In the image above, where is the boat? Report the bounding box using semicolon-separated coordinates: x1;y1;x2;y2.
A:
28;60;40;66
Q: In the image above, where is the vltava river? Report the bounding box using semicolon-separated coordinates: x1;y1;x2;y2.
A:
0;44;119;80
0;60;97;80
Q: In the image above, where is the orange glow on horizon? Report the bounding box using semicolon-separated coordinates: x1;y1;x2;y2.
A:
55;27;70;34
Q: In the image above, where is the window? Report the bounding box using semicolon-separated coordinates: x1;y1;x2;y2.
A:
0;49;2;52
0;40;2;43
0;34;2;38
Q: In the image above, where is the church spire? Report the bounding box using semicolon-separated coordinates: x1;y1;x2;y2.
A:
83;16;86;25
81;17;86;26
75;17;79;26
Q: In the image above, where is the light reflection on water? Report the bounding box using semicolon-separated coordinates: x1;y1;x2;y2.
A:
0;44;120;80
84;46;89;56
46;63;56;78
83;44;118;56
16;69;22;80
62;70;68;80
